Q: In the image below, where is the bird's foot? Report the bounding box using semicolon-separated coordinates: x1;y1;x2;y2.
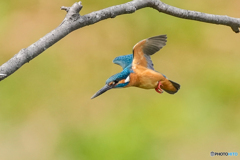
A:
155;81;163;94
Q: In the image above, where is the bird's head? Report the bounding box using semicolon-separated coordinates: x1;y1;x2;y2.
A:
91;68;132;99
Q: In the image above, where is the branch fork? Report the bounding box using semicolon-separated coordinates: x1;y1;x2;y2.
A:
61;2;83;21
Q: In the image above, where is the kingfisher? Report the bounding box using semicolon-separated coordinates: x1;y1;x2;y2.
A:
91;35;180;99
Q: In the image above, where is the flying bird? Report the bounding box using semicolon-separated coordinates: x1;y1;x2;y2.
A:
91;35;180;99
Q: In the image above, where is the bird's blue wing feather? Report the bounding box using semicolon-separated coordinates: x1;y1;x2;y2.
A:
113;54;133;69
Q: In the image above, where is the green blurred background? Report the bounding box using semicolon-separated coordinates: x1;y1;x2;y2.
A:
0;0;239;159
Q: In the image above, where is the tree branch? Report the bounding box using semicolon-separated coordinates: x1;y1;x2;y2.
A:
0;0;239;81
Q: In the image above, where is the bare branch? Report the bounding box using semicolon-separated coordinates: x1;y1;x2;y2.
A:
0;0;239;81
151;1;240;33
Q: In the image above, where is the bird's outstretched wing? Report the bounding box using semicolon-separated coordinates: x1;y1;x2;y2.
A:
132;35;167;70
113;54;133;69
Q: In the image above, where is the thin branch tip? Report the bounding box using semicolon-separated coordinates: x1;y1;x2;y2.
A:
78;1;82;6
72;1;83;13
60;1;82;13
61;6;70;12
61;1;83;14
231;26;240;33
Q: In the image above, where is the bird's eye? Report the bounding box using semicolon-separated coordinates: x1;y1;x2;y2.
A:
109;81;118;86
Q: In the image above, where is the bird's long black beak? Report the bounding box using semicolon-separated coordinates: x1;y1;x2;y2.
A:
91;84;113;99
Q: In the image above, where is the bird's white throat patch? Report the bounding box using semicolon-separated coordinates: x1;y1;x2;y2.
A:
125;76;130;83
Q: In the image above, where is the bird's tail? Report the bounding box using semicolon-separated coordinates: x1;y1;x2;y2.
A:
162;80;180;94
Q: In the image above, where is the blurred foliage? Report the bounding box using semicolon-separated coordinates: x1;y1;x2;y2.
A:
0;0;240;160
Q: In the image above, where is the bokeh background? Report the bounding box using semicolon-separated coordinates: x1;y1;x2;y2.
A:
0;0;239;159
